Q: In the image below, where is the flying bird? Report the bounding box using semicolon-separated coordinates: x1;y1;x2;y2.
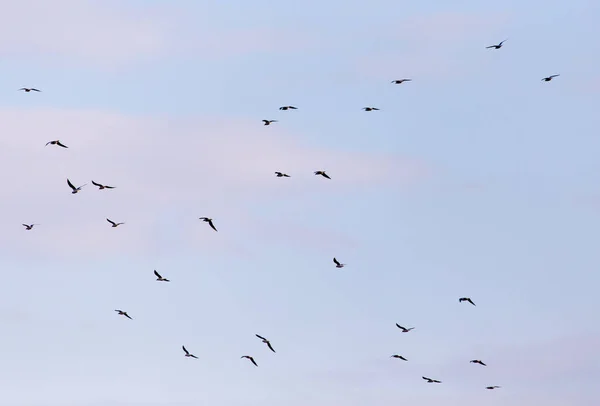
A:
67;178;86;194
19;88;41;92
470;360;487;366
391;79;412;84
154;270;170;282
279;106;297;110
106;218;125;228
422;376;442;383
22;224;38;230
395;324;415;333
115;310;132;320
241;355;258;367
333;257;345;268
314;171;331;179
542;74;560;82
459;297;476;306
362;107;380;111
486;386;501;390
275;172;290;177
199;217;217;232
486;39;507;49
182;345;198;359
45;140;68;148
91;181;115;190
255;334;276;353
263;119;278;125
391;355;407;361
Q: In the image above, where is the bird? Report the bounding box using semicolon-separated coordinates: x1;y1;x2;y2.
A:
263;119;278;125
422;376;442;383
22;224;38;230
115;310;132;319
279;106;297;110
333;257;345;268
486;39;507;49
67;178;86;194
241;355;258;366
275;172;290;177
45;140;68;148
391;79;412;84
106;218;125;228
391;355;407;361
314;170;331;179
470;360;487;366
154;270;170;282
542;74;560;82
362;107;380;111
459;297;476;306
199;217;217;232
255;334;276;353
19;88;41;92
395;324;415;333
486;386;501;390
182;345;198;359
91;180;115;190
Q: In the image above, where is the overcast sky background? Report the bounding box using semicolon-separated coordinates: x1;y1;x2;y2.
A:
0;1;599;405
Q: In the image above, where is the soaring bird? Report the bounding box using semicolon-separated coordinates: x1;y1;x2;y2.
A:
422;376;442;383
486;386;501;390
279;106;297;110
275;172;290;177
333;257;345;268
314;170;331;179
395;324;415;333
255;334;276;353
19;88;41;92
362;107;380;111
391;355;407;361
391;79;412;84
91;181;115;190
115;310;132;319
241;355;258;366
45;140;68;148
154;270;170;282
22;224;38;230
199;217;217;232
470;360;487;366
106;218;125;228
542;74;560;82
459;297;476;306
486;39;507;49
182;345;198;359
67;178;86;194
263;119;278;126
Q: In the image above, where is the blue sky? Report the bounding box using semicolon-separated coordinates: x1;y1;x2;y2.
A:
0;1;599;405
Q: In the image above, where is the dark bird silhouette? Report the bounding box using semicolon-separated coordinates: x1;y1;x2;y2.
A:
391;79;412;84
391;355;407;361
275;172;290;177
423;376;442;383
91;180;115;190
362;107;380;111
395;324;415;333
199;217;217;232
470;360;487;366
19;88;41;92
182;345;198;359
115;310;132;319
263;119;278;126
333;257;345;268
486;39;507;49
459;297;476;306
45;140;68;148
67;178;86;194
154;270;170;282
22;224;38;230
256;334;276;353
106;218;124;228
314;170;331;179
486;386;501;390
241;355;258;366
542;74;560;82
279;106;297;110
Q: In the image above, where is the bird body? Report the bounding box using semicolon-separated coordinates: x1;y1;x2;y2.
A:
22;224;38;230
362;107;380;111
106;218;125;228
115;310;132;319
459;297;476;306
395;324;415;333
470;359;487;366
45;140;68;148
263;119;278;125
333;257;345;268
199;217;218;231
275;172;290;177
154;270;170;282
91;181;115;190
67;178;86;194
182;345;198;358
256;334;276;353
486;386;501;390
314;171;331;179
391;79;412;84
279;106;297;110
241;355;258;366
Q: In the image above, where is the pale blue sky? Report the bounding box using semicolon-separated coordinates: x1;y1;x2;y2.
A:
0;1;599;405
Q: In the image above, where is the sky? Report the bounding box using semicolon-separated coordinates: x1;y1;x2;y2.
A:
0;0;599;405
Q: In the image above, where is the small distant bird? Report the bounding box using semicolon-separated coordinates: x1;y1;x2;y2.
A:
45;140;68;148
470;360;487;366
314;170;331;179
275;172;290;177
154;270;170;282
19;88;41;92
333;257;345;268
391;355;407;361
459;297;476;306
115;310;132;319
199;217;217;232
91;181;115;190
106;218;124;228
362;107;380;111
395;324;415;333
279;106;297;110
542;74;560;82
263;119;278;125
423;376;442;383
67;178;86;194
182;345;198;359
486;386;501;390
255;334;276;353
22;224;38;230
486;39;507;49
391;79;412;84
241;355;258;366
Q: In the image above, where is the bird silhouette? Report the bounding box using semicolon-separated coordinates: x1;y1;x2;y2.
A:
333;257;345;268
470;360;487;366
241;355;258;366
115;310;132;320
45;140;68;148
391;79;412;84
486;386;501;390
256;334;276;353
275;172;290;177
22;224;38;230
263;119;278;125
199;217;218;231
154;270;170;282
314;171;331;179
459;297;476;306
19;88;41;92
279;106;297;110
422;376;442;383
391;355;407;361
486;39;507;49
91;181;115;190
182;345;198;359
67;179;86;194
542;74;560;82
395;324;415;333
362;107;380;111
106;218;125;228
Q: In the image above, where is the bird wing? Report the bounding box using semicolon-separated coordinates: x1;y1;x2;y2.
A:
91;181;101;187
182;345;189;355
208;220;217;231
422;377;430;381
255;334;266;340
323;173;331;179
199;217;208;221
486;45;495;48
104;185;115;188
396;323;405;330
67;179;76;190
31;89;41;92
481;362;487;366
251;358;258;366
45;141;53;146
262;120;269;124
154;270;162;278
106;218;116;226
56;141;68;148
191;354;198;358
333;258;340;266
469;299;476;306
267;342;276;353
551;74;560;78
125;313;132;319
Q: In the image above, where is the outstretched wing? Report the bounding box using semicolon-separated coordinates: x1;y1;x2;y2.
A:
333;257;341;266
154;270;162;278
208;220;218;232
255;334;266;340
56;141;68;148
250;357;258;366
91;180;101;187
67;178;76;190
106;218;116;226
182;345;189;355
266;342;276;353
322;173;331;179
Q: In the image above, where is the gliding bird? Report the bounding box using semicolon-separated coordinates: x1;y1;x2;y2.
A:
199;217;217;232
486;39;507;49
255;334;276;353
395;324;414;333
333;257;345;268
115;310;132;319
45;140;68;148
459;297;476;306
91;181;115;190
241;355;258;366
314;171;331;179
67;178;86;194
154;270;170;282
182;345;198;359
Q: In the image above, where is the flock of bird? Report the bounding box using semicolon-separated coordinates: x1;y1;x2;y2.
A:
17;37;561;392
